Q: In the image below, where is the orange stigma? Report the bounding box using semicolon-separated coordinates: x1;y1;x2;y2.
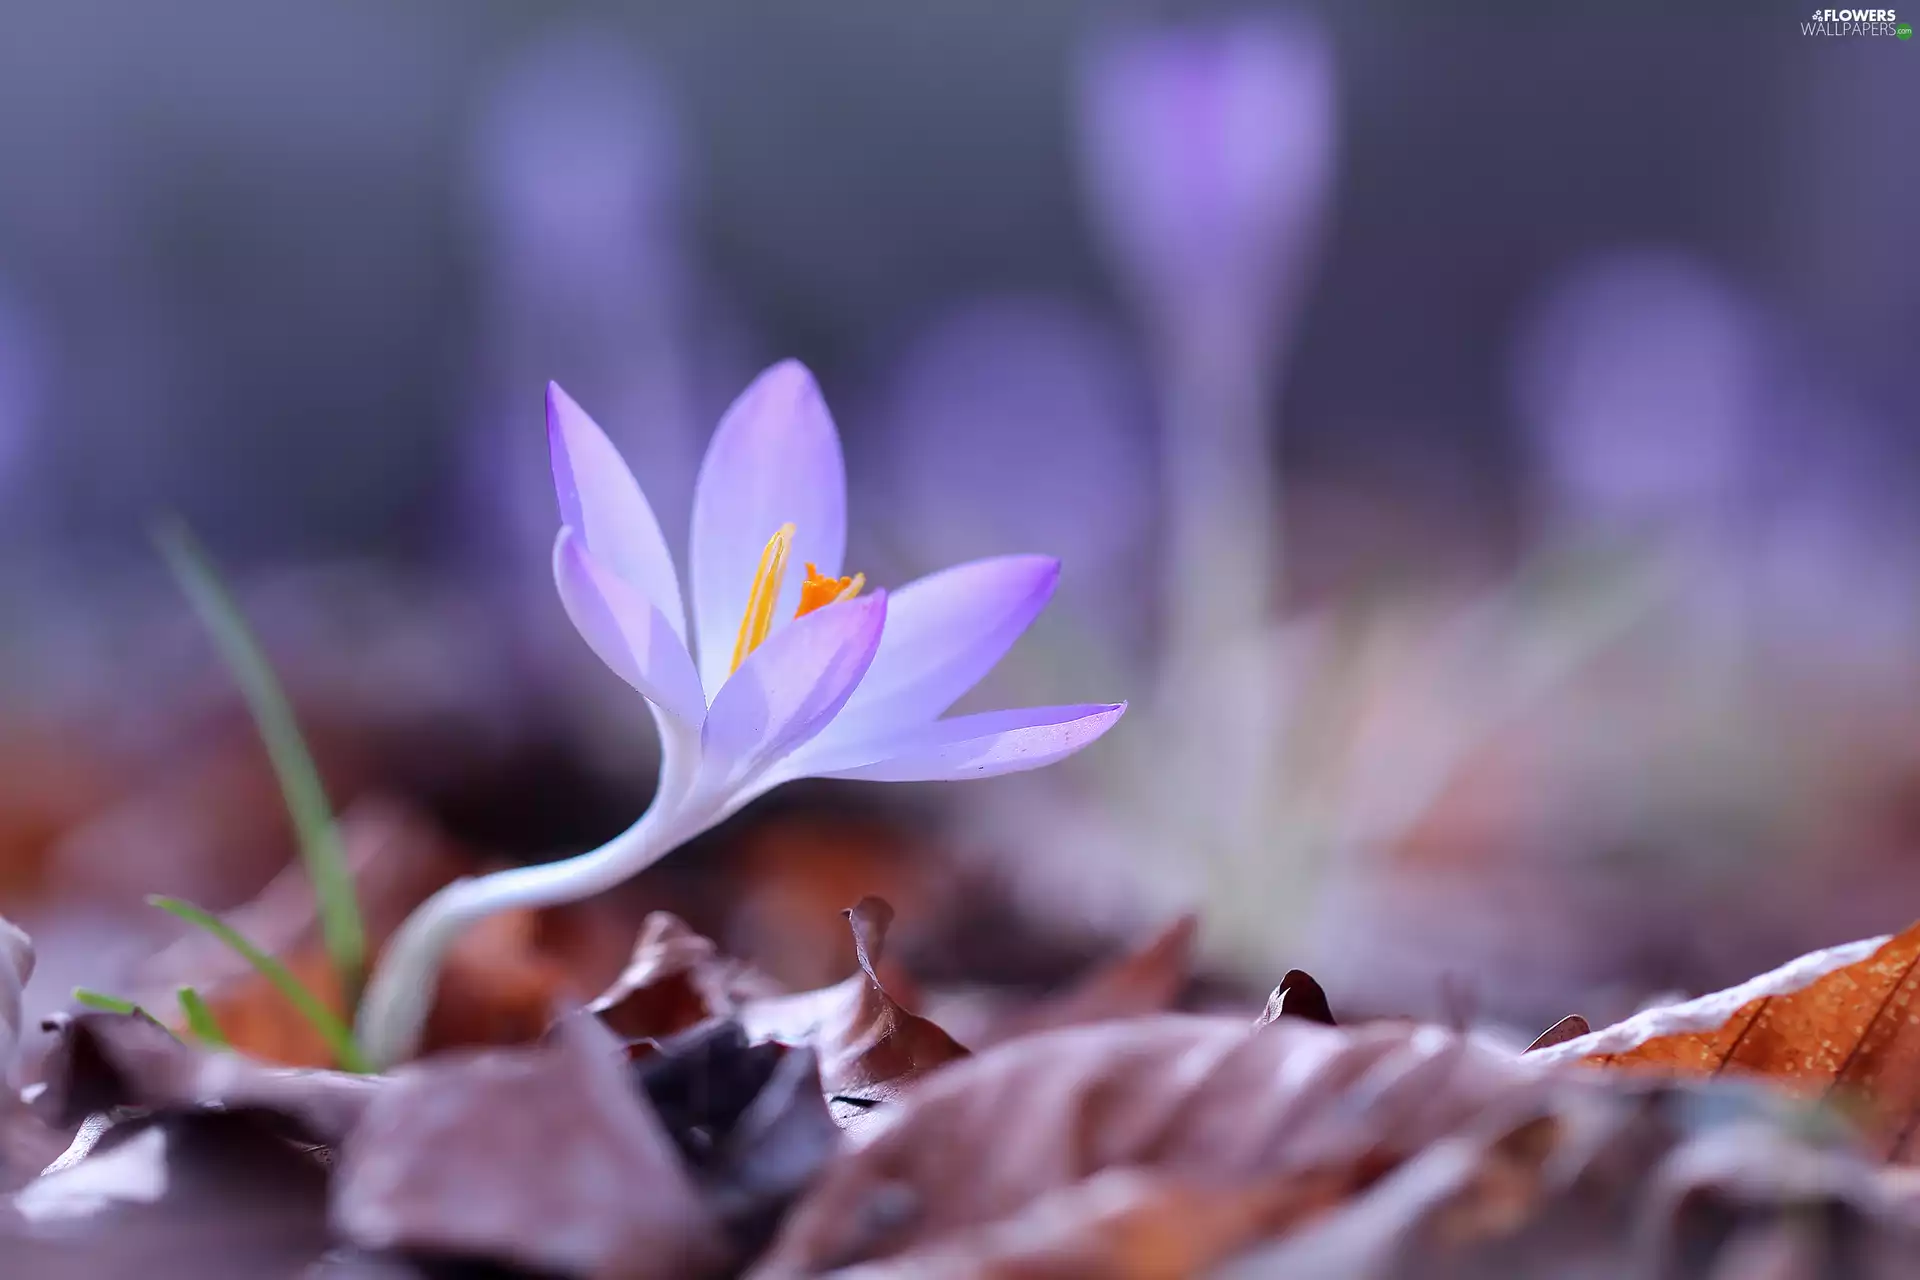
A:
795;563;866;618
730;531;868;674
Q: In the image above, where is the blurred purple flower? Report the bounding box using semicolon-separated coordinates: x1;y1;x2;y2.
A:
456;31;741;592
0;286;49;557
1076;13;1336;358
360;361;1125;1065
1749;386;1920;678
1512;250;1763;535
0;288;42;485
863;295;1155;678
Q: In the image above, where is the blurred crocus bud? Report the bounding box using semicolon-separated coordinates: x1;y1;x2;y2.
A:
1075;13;1336;360
1512;250;1762;538
452;29;756;769
860;295;1157;687
0;285;46;540
454;30;755;622
1749;388;1920;680
472;30;688;304
459;31;707;569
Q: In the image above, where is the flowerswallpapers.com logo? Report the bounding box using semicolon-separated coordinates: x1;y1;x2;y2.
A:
1802;7;1912;35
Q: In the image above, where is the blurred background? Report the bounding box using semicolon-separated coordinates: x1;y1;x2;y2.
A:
3;2;1919;1055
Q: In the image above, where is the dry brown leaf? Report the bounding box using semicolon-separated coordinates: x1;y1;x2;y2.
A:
422;905;575;1053
1254;969;1337;1029
754;1014;1541;1273
1524;1014;1589;1053
971;915;1198;1049
34;1010;382;1144
628;1019;843;1258
1216;1072;1920;1279
0;918;65;1191
0;1104;65;1195
332;1013;728;1278
819;1166;1362;1280
723;815;930;991
742;898;968;1124
1;916;30;1080
1531;920;1920;1159
535;891;661;1003
590;911;785;1042
4;1111;336;1278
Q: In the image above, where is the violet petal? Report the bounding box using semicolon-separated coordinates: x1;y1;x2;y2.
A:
554;528;707;724
796;702;1127;784
687;361;848;700
548;381;688;644
808;555;1059;746
699;593;886;795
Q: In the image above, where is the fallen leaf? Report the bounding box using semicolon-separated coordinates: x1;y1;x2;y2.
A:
820;1167;1361;1280
4;1111;334;1279
536;890;663;1005
421;905;573;1054
631;1018;842;1256
742;898;969;1125
754;1015;1541;1273
1524;1014;1589;1053
0;1104;65;1196
590;911;785;1042
970;914;1198;1048
1532;921;1920;1160
331;1012;728;1278
723;813;930;991
1;915;31;1079
1222;1073;1920;1278
1254;969;1337;1029
34;1011;382;1147
0;918;66;1190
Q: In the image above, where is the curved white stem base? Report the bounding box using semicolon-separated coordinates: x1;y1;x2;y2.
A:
353;795;693;1069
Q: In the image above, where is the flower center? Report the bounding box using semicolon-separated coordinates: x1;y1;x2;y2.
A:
729;525;866;674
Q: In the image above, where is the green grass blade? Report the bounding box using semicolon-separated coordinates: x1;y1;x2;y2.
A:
148;896;370;1074
72;988;142;1016
154;520;367;1005
176;986;229;1050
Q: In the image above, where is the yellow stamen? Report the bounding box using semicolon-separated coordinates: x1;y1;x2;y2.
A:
795;563;866;618
729;523;796;674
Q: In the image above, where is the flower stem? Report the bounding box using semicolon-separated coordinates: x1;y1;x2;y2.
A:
353;715;703;1069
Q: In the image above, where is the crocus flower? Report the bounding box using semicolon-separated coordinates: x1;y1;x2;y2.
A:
357;360;1125;1066
1076;13;1335;361
1512;249;1758;536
